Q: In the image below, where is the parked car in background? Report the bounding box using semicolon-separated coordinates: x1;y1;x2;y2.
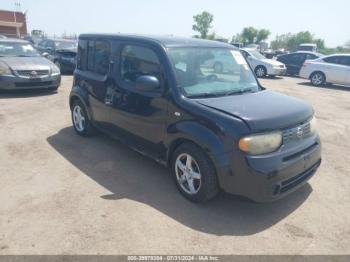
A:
299;54;350;86
277;51;323;75
0;38;61;91
37;38;77;73
69;34;321;203
241;48;286;77
204;49;240;73
298;43;317;52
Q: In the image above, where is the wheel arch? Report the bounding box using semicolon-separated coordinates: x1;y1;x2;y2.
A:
165;122;230;171
309;70;326;80
69;87;92;120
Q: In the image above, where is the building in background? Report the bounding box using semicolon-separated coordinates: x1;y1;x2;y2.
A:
0;9;27;38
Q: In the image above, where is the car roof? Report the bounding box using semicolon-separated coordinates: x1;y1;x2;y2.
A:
0;38;30;44
45;38;77;42
323;53;350;58
79;33;236;49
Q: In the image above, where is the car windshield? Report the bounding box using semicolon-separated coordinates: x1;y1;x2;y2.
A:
168;47;260;98
55;40;77;50
248;50;266;60
0;42;40;57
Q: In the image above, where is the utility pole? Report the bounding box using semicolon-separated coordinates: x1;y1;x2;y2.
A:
14;1;21;38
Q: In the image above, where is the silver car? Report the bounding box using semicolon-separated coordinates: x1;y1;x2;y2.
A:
0;38;61;91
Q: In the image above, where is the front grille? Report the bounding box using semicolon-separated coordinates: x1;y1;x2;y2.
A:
274;160;321;195
16;70;49;77
15;81;52;88
283;121;311;144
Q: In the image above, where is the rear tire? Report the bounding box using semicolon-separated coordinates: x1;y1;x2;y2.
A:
71;100;96;136
171;143;219;203
310;72;325;86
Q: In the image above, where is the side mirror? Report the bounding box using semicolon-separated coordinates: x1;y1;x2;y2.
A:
42;52;49;58
135;75;160;92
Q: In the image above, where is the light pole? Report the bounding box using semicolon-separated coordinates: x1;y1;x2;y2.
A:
14;1;21;38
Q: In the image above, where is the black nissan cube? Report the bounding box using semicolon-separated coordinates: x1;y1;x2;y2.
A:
69;34;321;203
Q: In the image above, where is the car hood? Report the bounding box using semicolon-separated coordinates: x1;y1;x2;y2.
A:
0;56;54;71
195;90;313;131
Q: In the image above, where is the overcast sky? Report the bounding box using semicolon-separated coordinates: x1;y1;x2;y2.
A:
1;0;349;47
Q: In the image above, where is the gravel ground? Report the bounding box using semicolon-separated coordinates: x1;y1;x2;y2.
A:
0;75;349;255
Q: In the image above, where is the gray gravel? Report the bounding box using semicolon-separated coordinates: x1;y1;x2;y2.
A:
0;76;349;254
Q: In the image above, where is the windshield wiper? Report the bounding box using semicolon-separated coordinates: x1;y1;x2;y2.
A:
187;92;222;99
224;87;255;96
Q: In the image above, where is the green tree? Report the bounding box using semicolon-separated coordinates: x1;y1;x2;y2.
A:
192;11;214;39
241;27;258;44
231;33;243;43
256;29;271;43
240;27;270;44
270;31;326;52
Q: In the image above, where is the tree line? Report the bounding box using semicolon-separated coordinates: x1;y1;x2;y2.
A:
192;11;350;54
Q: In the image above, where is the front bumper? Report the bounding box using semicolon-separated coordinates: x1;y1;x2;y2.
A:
0;74;61;90
269;67;287;76
217;133;321;202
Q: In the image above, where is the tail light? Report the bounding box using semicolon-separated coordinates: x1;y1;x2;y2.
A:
303;60;312;67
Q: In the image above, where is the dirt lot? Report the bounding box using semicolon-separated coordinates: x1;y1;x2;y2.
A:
1;76;350;255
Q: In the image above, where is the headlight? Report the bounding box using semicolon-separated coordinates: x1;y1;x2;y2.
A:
0;61;12;75
239;131;282;155
51;64;60;74
310;116;318;134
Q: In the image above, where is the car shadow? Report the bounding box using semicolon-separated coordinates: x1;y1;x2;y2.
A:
298;81;350;92
0;89;57;99
47;127;312;236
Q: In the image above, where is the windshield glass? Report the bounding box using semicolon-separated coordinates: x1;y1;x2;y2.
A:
55;40;77;50
248;50;266;60
168;48;259;98
0;42;40;57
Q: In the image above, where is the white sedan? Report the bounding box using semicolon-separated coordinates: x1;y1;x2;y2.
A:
241;48;286;77
299;54;350;86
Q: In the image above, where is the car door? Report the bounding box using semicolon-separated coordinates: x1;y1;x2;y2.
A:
75;39;112;129
289;53;305;75
323;56;348;84
107;42;168;157
344;57;350;85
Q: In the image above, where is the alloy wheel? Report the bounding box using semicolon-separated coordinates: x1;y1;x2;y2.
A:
72;105;86;132
175;153;202;195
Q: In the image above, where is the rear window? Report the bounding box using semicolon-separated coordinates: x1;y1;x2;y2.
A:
78;39;111;75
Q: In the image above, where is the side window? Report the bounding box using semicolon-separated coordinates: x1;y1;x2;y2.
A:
77;40;87;70
86;40;111;75
306;54;316;60
38;40;46;48
94;41;111;75
120;45;161;82
46;41;55;49
87;41;95;72
324;56;339;64
338;56;350;66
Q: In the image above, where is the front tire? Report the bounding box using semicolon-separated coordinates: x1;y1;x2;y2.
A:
255;66;267;78
71;100;96;136
171;143;219;203
310;72;325;86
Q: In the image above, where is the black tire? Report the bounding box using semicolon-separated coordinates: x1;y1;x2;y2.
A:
254;65;267;78
71;99;96;136
310;71;325;87
171;143;219;203
213;62;223;73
